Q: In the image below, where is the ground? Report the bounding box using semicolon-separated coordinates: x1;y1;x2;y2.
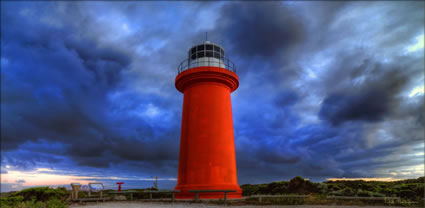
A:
69;202;410;208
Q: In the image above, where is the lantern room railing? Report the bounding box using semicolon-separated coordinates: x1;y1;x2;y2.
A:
178;57;236;74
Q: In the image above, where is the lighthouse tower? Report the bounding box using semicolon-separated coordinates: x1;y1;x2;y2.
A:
174;41;242;199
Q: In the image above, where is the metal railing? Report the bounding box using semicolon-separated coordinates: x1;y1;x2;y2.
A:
178;57;236;74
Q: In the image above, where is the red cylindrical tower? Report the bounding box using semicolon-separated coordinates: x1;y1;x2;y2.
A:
174;41;242;199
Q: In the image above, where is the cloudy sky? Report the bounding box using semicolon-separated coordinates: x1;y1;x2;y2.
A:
1;1;424;192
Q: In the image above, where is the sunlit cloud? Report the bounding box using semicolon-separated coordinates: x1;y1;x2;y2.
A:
1;167;177;189
1;168;94;187
408;85;424;97
406;34;424;53
144;103;160;118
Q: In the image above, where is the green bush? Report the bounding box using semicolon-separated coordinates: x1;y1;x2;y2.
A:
287;176;318;194
371;192;385;197
328;187;355;196
0;198;63;208
0;195;24;207
288;176;305;193
316;183;328;194
240;184;259;196
1;187;69;208
357;189;372;197
10;187;69;202
414;183;424;199
341;188;355;196
46;198;67;208
355;189;384;197
257;184;269;194
23;199;45;208
399;190;417;200
268;182;288;195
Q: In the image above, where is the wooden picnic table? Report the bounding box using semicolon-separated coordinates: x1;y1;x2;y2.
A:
188;190;236;206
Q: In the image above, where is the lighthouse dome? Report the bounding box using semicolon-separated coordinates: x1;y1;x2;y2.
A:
178;41;236;74
187;41;226;68
188;41;225;60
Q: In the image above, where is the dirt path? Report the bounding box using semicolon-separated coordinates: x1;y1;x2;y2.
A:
69;202;410;208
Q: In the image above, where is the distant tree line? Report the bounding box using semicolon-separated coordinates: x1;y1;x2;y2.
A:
241;176;424;201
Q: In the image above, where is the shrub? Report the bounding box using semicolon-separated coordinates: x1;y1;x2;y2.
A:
328;190;342;196
357;189;371;197
46;198;67;208
268;182;288;195
328;187;355;196
399;190;417;200
371;192;385;197
257;184;270;195
23;199;45;208
287;176;318;194
355;189;384;198
1;187;69;208
341;188;355;196
10;187;69;202
241;184;259;196
288;176;305;193
316;183;328;194
0;195;24;207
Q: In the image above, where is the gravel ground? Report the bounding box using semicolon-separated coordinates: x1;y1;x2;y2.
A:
69;202;409;208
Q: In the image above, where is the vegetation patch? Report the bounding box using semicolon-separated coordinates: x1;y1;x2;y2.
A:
241;176;424;207
0;187;68;208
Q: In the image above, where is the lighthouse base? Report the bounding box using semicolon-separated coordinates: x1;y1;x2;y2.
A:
175;184;242;199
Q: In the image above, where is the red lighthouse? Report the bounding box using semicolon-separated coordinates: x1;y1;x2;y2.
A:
174;41;242;199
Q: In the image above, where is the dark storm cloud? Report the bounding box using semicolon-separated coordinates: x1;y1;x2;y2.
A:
1;2;180;175
63;38;131;86
319;54;418;125
217;2;305;58
320;90;390;125
216;1;424;182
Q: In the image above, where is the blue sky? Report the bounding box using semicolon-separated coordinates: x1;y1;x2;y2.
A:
1;1;424;192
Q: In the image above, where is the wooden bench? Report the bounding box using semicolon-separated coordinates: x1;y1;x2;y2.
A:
250;194;309;203
143;190;181;202
188;190;236;206
108;190;137;201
